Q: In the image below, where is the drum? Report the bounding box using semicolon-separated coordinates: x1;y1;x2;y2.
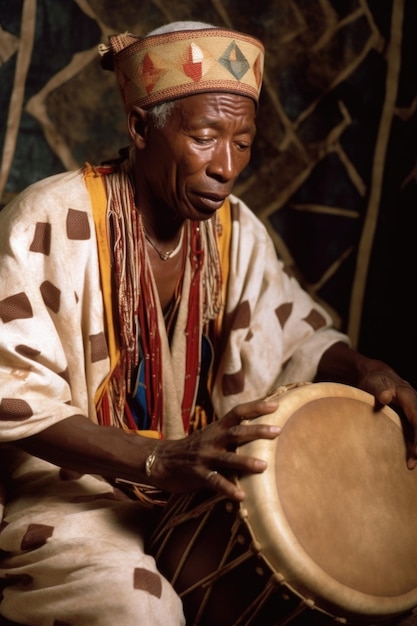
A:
147;382;417;625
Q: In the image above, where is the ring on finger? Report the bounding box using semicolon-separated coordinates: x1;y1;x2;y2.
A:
206;470;218;481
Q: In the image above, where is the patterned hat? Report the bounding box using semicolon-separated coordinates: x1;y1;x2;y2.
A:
100;28;264;110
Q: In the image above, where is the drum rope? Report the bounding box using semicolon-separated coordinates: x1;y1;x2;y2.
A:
178;509;252;599
192;515;260;624
232;576;282;626
149;492;226;548
181;548;254;597
171;510;213;587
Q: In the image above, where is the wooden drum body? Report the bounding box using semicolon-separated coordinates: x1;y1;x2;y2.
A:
148;383;417;625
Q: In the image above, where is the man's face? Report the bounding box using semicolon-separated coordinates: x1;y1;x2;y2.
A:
142;92;257;221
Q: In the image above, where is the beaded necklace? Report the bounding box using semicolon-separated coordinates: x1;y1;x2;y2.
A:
98;153;223;434
143;226;184;261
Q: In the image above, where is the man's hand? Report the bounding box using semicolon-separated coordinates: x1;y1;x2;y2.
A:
148;398;281;500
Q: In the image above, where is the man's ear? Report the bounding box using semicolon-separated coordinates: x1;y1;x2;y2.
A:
127;106;148;147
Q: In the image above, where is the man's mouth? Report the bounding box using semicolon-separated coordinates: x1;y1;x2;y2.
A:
194;192;227;211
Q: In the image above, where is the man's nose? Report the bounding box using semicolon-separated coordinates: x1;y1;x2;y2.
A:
207;142;236;181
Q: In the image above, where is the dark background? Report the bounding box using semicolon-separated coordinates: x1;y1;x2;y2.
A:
1;0;416;388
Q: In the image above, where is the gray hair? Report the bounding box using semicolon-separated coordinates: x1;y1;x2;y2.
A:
146;21;216;129
147;101;176;129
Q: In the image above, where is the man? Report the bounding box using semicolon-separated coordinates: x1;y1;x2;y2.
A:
0;20;416;625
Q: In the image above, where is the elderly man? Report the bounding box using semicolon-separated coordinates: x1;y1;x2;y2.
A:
0;20;417;626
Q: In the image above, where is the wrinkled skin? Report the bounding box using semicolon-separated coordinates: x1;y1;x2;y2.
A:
150;399;282;499
358;368;417;469
129;92;257;233
317;341;417;469
19;399;281;502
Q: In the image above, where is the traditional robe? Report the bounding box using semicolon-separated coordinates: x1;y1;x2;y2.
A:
0;161;347;624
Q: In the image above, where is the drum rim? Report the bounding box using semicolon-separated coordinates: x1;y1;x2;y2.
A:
238;382;417;620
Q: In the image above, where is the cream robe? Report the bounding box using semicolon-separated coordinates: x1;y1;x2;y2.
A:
0;168;347;624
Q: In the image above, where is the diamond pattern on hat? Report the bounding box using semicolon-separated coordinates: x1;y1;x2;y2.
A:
219;41;250;80
182;42;214;82
142;52;165;95
253;53;263;88
114;29;264;109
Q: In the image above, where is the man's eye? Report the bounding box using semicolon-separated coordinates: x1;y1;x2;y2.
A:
193;136;213;145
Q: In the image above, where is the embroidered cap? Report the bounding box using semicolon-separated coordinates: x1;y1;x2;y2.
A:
100;28;264;110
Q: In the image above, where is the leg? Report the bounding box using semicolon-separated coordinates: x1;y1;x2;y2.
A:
0;451;185;626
